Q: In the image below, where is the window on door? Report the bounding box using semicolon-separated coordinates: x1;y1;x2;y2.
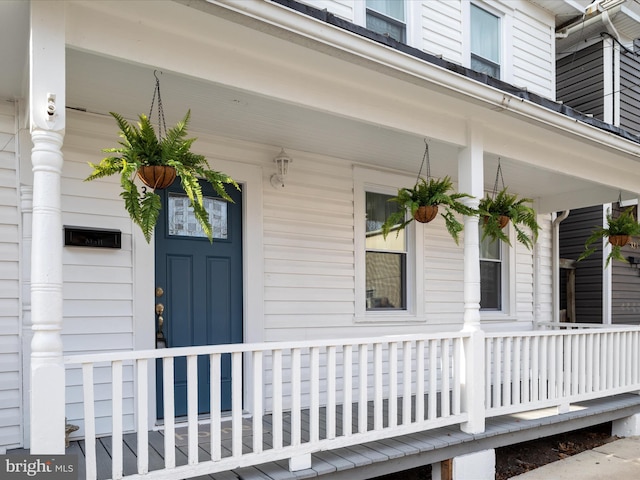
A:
365;191;406;310
480;229;502;310
470;4;501;78
366;0;406;42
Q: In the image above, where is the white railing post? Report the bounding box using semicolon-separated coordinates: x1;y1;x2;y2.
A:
29;0;66;454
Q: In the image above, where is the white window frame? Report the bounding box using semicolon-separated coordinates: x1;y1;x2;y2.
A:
354;166;424;323
462;1;513;83
479;221;516;321
354;0;419;47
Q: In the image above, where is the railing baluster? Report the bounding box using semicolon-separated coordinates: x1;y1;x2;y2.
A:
452;338;461;416
136;359;149;475
570;335;578;396
441;339;450;417
522;337;530;404
272;349;283;449
403;340;412;424
513;337;521;405
373;342;383;431
163;357;176;469
485;338;492;408
416;340;425;422
112;360;123;480
533;336;541;402
232;351;243;456
578;334;586;395
210;353;221;461
291;348;301;446
503;338;511;407
358;344;368;433
326;346;336;440
586;334;594;394
343;345;353;436
252;351;263;454
187;355;198;465
388;342;397;429
82;363;97;480
428;339;437;419
607;333;614;390
310;346;320;443
493;338;501;408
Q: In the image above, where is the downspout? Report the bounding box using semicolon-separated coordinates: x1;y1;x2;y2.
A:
552;211;571;324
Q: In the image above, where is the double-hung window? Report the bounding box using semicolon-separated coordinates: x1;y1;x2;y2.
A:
470;4;501;78
365;191;406;310
355;167;422;322
366;0;406;43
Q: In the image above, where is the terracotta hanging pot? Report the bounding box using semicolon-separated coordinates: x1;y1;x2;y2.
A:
609;235;630;247
137;165;177;190
483;215;510;229
413;205;438;223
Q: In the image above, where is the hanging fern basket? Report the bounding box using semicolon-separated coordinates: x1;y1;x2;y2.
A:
483;214;510;229
137;165;177;190
414;205;438;223
609;234;630;247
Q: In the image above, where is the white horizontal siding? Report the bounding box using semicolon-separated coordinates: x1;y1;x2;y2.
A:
422;0;463;64
512;6;554;98
0;100;20;452
62;113;137;435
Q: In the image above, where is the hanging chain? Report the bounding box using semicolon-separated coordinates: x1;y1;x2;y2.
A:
492;158;505;199
149;70;167;140
416;138;431;185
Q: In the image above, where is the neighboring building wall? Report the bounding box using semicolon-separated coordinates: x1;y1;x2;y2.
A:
619;52;640;137
559;206;603;323
0;100;21;452
556;41;605;119
611;204;640;325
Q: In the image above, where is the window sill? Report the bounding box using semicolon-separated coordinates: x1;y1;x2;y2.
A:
354;313;426;324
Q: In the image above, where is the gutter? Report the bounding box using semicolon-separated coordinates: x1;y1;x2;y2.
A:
209;0;640;159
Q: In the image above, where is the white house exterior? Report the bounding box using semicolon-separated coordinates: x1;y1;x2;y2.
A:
3;0;640;479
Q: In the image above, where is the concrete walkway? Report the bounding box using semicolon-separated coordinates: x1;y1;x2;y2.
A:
510;436;640;479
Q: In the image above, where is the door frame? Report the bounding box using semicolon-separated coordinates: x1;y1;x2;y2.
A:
133;155;264;430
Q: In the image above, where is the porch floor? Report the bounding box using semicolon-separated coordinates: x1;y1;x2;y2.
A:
17;394;640;480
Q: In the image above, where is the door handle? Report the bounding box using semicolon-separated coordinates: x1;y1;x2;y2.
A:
156;302;167;348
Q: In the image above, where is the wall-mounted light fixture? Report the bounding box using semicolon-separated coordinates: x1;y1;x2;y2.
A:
270;148;293;188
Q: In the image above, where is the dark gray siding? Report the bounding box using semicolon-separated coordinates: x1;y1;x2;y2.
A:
619;53;640;136
559;206;603;323
611;204;640;325
557;42;604;119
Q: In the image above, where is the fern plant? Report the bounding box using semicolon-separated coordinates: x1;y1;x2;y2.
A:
478;188;540;250
578;207;640;266
381;176;476;244
85;110;239;243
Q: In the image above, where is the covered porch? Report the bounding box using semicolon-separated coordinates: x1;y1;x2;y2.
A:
12;2;640;480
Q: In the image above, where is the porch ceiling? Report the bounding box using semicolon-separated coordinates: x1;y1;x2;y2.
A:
66;48;627;214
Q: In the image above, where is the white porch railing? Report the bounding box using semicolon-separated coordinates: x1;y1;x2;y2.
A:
64;326;640;480
485;327;640;417
65;333;469;480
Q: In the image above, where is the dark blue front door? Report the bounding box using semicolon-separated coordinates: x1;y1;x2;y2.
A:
155;179;243;418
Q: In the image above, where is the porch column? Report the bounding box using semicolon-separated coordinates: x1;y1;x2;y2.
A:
29;1;66;454
458;123;485;434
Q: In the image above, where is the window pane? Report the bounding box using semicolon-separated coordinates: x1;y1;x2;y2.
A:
168;193;228;239
366;251;406;310
366;0;405;21
366;192;405;252
479;229;501;260
480;260;501;310
471;5;500;69
471;55;500;78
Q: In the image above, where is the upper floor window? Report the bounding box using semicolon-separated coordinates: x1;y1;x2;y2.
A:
480;229;502;310
470;4;500;78
366;191;406;310
366;0;406;43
